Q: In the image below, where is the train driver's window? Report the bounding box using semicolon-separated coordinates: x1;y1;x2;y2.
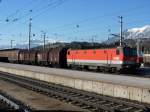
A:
68;51;70;55
93;50;96;54
116;49;120;55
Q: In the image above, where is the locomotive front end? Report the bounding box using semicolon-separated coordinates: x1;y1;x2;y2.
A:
121;47;141;69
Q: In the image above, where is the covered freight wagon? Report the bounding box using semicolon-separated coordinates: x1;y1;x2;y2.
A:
0;49;20;63
37;50;50;66
48;47;68;68
19;50;38;64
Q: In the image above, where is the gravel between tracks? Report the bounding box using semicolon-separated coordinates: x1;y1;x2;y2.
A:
0;79;87;112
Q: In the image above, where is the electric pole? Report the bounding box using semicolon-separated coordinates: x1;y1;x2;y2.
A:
29;18;32;51
11;40;14;49
43;32;46;50
119;16;123;46
108;29;111;40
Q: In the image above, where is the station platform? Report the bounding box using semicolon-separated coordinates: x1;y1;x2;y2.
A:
0;62;150;104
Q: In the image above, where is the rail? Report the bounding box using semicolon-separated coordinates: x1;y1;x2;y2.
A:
0;90;31;112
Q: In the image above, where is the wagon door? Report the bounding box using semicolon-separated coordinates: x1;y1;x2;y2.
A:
67;50;73;66
105;50;112;66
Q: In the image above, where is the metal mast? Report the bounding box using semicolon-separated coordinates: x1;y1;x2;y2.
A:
119;16;123;46
108;29;111;40
29;18;32;51
43;32;46;50
41;31;46;50
11;40;14;49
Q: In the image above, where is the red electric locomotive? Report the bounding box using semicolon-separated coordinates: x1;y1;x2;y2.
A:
67;46;141;71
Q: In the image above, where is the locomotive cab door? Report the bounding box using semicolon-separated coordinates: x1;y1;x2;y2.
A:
107;53;112;66
72;51;76;65
104;50;110;66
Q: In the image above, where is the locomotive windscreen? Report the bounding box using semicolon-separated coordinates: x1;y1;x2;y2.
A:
123;48;137;56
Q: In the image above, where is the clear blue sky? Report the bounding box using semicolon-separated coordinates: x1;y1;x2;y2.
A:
0;0;150;47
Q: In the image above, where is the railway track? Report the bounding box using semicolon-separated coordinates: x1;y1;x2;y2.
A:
0;72;149;112
0;90;31;112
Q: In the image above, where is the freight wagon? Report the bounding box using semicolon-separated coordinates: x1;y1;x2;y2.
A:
48;47;68;68
0;49;20;63
19;50;38;64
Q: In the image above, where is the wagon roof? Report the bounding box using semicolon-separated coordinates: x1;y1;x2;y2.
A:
0;48;21;51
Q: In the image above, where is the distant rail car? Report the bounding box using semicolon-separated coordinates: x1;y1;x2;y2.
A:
143;54;150;65
0;46;142;72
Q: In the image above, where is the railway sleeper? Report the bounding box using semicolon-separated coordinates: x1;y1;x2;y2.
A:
0;76;146;111
134;109;146;112
120;107;134;111
2;79;144;111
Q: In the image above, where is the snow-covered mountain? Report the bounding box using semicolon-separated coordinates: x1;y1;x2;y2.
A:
126;25;150;39
106;25;150;44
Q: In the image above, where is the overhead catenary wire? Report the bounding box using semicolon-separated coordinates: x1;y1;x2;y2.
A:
5;0;37;22
1;0;149;31
0;0;149;47
0;0;67;30
45;3;150;31
32;0;67;19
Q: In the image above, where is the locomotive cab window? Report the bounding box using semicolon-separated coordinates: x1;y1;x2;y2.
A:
93;50;96;54
84;51;87;54
116;49;120;55
124;48;137;56
67;51;70;55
